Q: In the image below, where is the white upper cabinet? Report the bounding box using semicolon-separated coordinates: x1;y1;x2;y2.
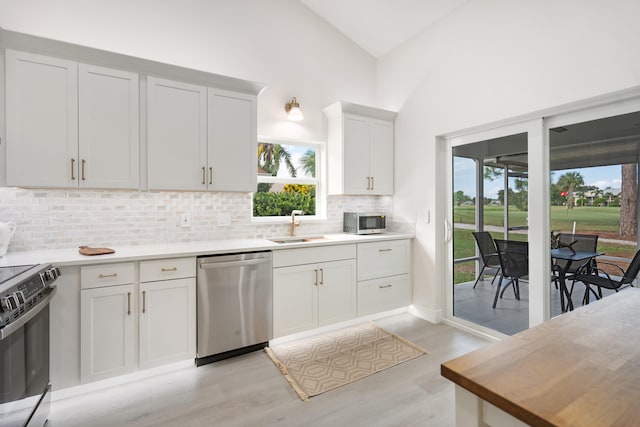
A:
147;79;257;192
324;101;397;195
79;64;139;188
147;77;207;190
5;50;140;189
6;50;78;187
207;88;257;192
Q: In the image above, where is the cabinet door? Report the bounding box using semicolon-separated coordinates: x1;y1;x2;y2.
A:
318;259;356;326
343;114;371;194
81;284;135;383
273;264;318;338
79;64;139;188
208;89;256;191
139;278;196;369
357;274;410;317
369;119;394;195
6;50;78;187
147;77;207;190
357;239;410;281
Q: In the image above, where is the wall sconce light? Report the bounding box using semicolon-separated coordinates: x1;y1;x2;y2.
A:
285;97;304;121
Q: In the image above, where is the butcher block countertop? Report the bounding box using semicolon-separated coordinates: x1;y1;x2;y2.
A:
441;288;640;427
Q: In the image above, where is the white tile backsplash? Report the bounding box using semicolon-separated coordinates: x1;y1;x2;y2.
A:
0;188;407;253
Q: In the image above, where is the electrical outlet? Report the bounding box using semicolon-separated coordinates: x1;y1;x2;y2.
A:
180;213;192;228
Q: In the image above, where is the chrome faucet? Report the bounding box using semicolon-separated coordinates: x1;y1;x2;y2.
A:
290;210;304;236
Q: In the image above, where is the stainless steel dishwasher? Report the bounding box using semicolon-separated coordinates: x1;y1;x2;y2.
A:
196;251;272;366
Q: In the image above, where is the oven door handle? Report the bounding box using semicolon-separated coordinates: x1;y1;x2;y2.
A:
0;286;57;340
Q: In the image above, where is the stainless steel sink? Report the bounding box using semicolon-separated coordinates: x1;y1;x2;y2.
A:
268;236;329;244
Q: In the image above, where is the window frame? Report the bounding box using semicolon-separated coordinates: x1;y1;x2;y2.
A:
252;136;326;223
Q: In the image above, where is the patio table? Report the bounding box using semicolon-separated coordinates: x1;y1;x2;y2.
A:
551;248;603;311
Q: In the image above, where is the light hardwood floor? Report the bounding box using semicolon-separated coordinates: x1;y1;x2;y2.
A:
48;314;489;427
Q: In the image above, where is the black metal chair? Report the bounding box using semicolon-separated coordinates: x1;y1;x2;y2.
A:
493;240;528;308
554;233;599;295
574;249;640;304
471;231;501;288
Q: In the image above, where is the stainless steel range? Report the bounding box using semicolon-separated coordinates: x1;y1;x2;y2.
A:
0;264;60;427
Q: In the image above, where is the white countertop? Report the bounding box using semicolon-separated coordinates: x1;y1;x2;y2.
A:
0;232;414;267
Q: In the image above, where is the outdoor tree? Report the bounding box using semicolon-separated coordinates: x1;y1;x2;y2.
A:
620;163;638;237
556;172;584;209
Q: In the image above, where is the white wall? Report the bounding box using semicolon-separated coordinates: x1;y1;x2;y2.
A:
0;0;393;253
377;0;640;320
0;0;376;141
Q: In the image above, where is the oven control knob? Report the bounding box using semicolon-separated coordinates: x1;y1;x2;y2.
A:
0;295;18;311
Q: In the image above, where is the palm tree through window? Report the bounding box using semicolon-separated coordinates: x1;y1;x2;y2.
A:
254;139;319;218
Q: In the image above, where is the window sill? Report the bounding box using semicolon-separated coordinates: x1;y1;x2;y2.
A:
251;215;326;225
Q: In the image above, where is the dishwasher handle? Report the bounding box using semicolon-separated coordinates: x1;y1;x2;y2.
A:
199;257;270;269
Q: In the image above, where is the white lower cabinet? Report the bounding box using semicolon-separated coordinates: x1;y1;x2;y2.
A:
357;239;412;316
81;284;136;382
80;258;196;383
273;246;357;338
139;278;196;369
357;274;410;317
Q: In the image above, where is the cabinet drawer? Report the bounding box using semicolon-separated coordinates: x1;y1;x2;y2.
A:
357;274;410;317
81;262;135;289
273;244;356;267
357;239;410;281
140;257;196;282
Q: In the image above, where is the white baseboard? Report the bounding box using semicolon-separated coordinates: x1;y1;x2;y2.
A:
408;304;442;324
51;359;194;402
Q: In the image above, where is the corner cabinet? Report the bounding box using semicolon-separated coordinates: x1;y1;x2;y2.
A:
323;101;397;195
273;245;357;338
147;77;257;192
6;50;139;188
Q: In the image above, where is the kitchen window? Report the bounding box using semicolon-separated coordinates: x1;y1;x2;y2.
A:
253;137;324;220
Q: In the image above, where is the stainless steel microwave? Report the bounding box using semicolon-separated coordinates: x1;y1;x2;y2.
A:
343;212;387;234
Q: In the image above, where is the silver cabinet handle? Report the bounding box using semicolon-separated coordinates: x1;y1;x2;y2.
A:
81;159;86;181
319;268;324;285
314;269;318;286
71;158;76;180
98;273;118;278
379;284;392;289
371;176;374;190
142;290;146;314
202;167;206;185
161;267;177;272
378;249;392;252
209;167;213;185
127;292;131;316
366;177;371;190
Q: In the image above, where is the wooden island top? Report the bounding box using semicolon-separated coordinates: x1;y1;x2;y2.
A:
441;288;640;427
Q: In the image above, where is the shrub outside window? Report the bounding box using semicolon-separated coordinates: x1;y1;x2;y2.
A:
253;138;322;219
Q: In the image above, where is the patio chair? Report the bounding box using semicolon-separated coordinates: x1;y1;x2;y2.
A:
554;233;599;295
574;249;640;304
493;240;528;309
471;231;501;288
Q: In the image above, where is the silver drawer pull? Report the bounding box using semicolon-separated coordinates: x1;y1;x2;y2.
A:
98;273;118;278
379;284;392;289
161;267;177;272
379;249;392;252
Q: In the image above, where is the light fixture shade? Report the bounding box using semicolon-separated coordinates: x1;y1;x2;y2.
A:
285;97;304;121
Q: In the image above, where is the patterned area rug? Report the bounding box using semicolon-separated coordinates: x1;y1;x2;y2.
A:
265;322;429;401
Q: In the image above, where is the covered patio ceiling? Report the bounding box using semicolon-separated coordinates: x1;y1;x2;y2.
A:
454;111;640;172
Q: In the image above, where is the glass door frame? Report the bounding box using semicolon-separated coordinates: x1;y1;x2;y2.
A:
444;119;547;337
440;88;640;338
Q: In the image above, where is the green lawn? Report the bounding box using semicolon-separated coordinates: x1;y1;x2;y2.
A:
453;205;636;284
453;205;622;233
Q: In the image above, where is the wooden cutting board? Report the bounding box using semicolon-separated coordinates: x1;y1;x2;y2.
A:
79;246;115;256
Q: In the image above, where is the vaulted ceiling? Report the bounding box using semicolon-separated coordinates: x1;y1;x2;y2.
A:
300;0;468;58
